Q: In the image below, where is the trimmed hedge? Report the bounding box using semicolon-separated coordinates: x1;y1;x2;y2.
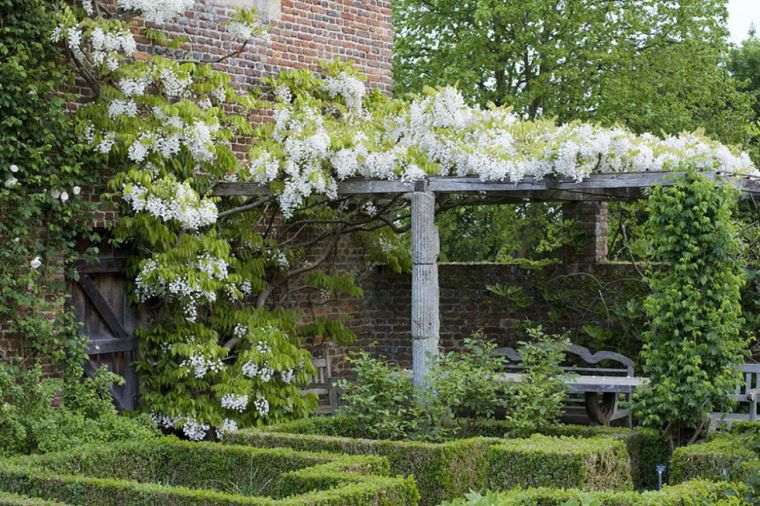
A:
486;435;633;491
0;438;419;505
230;415;664;504
442;480;750;505
0;493;67;506
227;418;492;506
671;436;758;483
460;418;669;489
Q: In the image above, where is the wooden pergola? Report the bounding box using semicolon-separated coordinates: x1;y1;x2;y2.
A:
215;171;760;386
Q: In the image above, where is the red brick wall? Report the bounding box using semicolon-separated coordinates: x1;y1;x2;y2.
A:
153;0;393;92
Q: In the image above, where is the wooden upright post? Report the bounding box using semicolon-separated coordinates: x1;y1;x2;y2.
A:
410;185;440;388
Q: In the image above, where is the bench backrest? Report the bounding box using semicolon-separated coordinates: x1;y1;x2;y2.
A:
494;343;635;378
732;363;760;402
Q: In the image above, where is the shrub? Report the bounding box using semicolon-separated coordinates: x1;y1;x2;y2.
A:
0;362;158;456
0;438;419;505
336;352;429;441
486;434;633;491
671;435;758;483
441;480;750;505
460;418;669;490
503;327;569;436
428;333;507;419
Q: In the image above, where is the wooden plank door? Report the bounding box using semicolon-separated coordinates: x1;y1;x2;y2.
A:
71;256;140;411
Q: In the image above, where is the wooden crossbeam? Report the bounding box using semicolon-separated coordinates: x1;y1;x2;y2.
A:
213;172;760;200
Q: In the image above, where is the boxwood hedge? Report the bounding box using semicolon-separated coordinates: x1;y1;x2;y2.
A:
227;415;667;504
441;480;750;505
0;438;419;505
0;493;67;506
226;417;492;506
486;435;634;491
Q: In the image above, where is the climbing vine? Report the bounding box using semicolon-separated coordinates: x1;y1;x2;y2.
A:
633;171;749;445
44;0;759;441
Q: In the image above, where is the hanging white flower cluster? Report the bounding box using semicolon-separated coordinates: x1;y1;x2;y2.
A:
220;393;248;412
324;72;366;113
197;254;229;280
54;24;136;71
122;178;218;230
281;369;295;384
180;353;224;379
181;417;209;441
241;361;274;382
248;83;758;217
253;397;270;417
135;260;221;322
116;0;195;24
233;324;248;339
216;418;238;439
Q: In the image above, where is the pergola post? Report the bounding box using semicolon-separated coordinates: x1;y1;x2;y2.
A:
410;186;440;388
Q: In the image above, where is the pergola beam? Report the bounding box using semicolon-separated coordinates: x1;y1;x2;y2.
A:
213;172;760;199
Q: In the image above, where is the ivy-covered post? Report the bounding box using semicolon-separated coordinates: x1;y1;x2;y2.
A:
410;183;440;388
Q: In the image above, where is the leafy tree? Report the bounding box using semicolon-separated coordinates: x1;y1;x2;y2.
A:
633;171;749;446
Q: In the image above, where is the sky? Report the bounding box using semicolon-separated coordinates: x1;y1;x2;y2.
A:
728;0;760;44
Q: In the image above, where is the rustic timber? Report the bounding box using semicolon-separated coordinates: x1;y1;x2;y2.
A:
410;189;440;387
213;172;760;200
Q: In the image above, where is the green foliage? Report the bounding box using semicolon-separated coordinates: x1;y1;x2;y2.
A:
459;419;669;490
228;418;493;506
428;334;507;419
338;332;570;442
0;438;420;505
0;0;97;374
505;327;569;436
230;416;675;503
671;433;759;484
336;352;428;441
633;172;749;443
0;362;158;456
486;435;634;492
441;480;750;506
0;492;67;506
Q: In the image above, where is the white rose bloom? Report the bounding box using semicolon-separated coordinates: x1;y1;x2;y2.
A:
9;165;19;173
30;257;42;269
60;191;69;203
72;186;81;196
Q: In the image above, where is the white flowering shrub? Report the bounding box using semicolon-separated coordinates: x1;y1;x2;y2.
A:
52;0;758;441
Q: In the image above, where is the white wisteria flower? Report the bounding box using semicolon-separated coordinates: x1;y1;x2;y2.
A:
253;397;269;417
181;417;209;441
116;0;195;24
180;353;224;379
220;393;248;412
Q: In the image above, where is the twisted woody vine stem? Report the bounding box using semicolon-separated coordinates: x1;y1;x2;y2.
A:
45;0;758;440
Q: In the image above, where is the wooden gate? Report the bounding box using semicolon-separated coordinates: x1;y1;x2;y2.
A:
71;256;140;411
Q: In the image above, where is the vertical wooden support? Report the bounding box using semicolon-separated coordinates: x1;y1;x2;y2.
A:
410;186;440;388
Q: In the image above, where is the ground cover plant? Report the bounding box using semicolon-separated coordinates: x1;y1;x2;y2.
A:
0;438;419;505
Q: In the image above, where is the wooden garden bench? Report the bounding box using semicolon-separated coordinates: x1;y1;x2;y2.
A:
709;363;760;428
495;343;646;426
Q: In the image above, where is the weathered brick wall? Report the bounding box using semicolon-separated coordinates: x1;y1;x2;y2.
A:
150;0;393;92
327;260;643;374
